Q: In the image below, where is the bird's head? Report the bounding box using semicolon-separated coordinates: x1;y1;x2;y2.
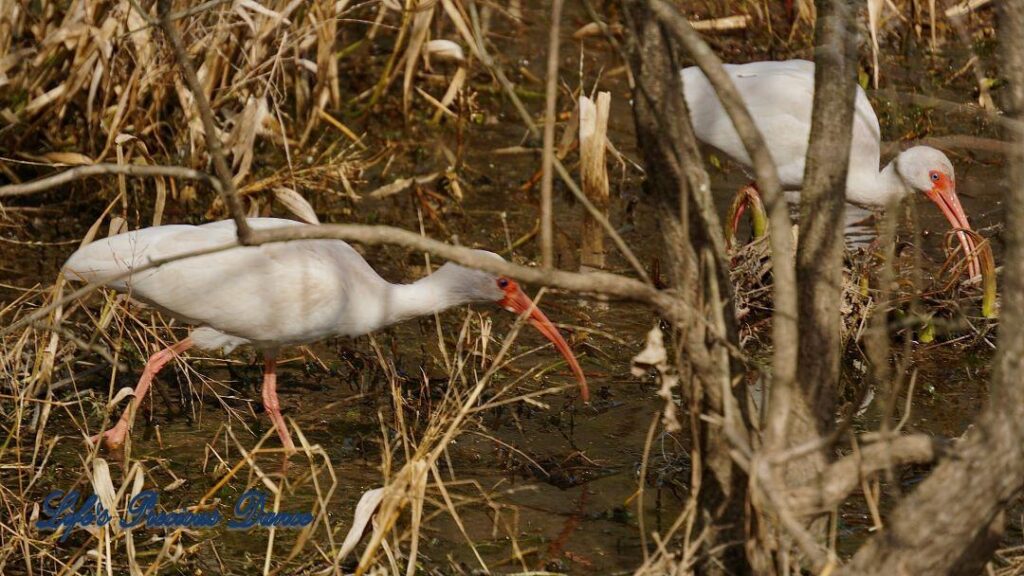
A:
896;146;984;279
441;250;590;402
896;146;956;200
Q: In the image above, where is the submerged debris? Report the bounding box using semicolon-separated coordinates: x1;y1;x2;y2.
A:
729;225;996;349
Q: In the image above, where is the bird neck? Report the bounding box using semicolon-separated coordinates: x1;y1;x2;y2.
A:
847;158;908;208
878;158;911;206
381;269;463;328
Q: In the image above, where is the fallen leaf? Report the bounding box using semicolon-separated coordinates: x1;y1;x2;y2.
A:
43;152;94;165
91;458;121;533
424;39;464;63
338;487;385;562
273;187;320;224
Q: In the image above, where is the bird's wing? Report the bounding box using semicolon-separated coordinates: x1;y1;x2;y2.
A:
63;218;312;287
684;60;886;190
849;84;883;168
741;62;882;178
853;86;882;147
64;219;382;344
63;224;206;290
683;60;817;186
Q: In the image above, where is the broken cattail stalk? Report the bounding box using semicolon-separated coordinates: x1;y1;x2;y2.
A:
945;0;992;18
573;14;749;40
578;92;610;273
688;14;751;32
424;39;465;64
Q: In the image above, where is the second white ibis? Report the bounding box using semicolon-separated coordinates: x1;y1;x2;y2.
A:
64;218;589;453
682;59;987;280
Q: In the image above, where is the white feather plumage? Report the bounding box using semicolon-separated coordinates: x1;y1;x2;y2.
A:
64;218;390;351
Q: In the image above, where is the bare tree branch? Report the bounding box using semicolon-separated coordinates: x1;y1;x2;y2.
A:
248;223;663;302
9;222;698;345
785;434;945;516
838;2;1024;573
796;0;858;437
0;164;219;198
752;457;835;571
767;0;861;525
155;0;252;242
620;3;749;572
648;0;799;454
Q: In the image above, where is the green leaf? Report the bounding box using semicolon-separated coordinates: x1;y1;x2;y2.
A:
919;319;936;343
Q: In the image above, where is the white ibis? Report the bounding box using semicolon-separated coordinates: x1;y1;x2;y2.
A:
63;218;588;453
682;59;985;279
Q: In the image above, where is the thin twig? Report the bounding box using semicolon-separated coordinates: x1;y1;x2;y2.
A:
0;164;219;198
650;0;798;452
539;0;563;268
156;0;252;242
465;1;651;285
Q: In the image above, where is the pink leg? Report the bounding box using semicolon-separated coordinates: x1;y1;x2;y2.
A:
726;182;767;250
727;185;751;249
260;354;296;454
92;337;194;451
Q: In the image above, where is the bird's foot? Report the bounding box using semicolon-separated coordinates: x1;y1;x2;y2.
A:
90;420;129;452
279;430;298;457
274;431;297;476
725;183;768;254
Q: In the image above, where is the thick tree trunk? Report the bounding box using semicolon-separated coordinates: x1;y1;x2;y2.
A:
788;0;860;483
839;1;1024;573
620;2;750;573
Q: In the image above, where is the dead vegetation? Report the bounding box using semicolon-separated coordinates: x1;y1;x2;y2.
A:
729;224;996;350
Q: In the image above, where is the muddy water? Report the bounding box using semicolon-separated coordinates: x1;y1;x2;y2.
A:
1;4;1012;575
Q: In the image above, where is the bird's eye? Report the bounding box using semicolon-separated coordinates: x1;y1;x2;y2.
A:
930;171;940;182
497;278;509;289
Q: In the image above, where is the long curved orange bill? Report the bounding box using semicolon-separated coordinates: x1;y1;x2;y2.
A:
927;182;997;318
500;285;590;402
927;182;981;279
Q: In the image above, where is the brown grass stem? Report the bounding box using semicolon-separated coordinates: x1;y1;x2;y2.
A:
539;0;564;269
156;0;252;242
0;164;219;198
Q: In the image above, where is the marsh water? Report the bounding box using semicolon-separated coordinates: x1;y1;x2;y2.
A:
1;3;1013;574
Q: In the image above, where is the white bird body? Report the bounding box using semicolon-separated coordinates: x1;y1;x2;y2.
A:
64;217;589;452
66;219;387;350
65;219;489;351
682;59;983;278
684;60;895;207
